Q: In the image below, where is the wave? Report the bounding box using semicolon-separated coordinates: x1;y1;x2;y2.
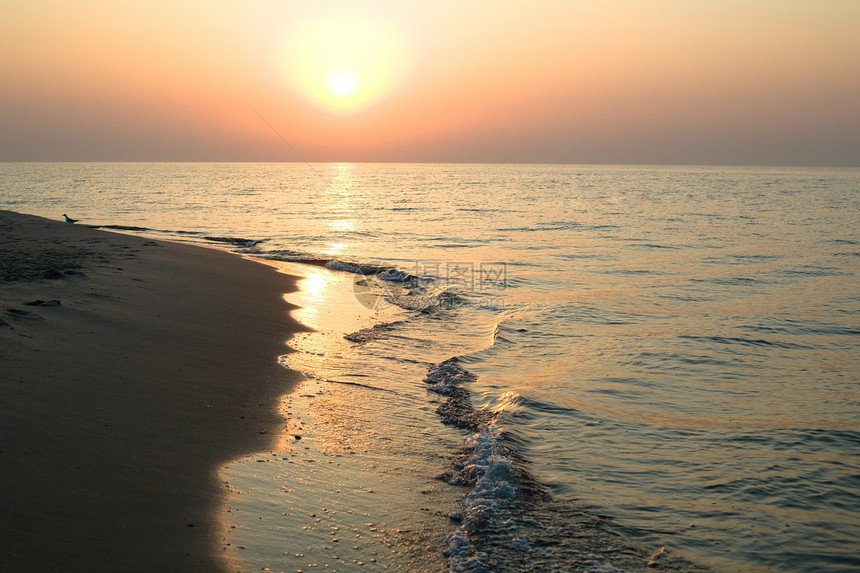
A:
423;358;709;573
241;241;480;315
740;319;860;337
94;224;488;317
203;235;264;248
90;224;266;251
344;319;408;343
95;223;476;316
91;224;151;232
385;287;467;314
424;359;525;571
678;335;813;350
626;242;679;250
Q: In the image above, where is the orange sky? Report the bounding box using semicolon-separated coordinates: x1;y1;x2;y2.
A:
1;0;859;165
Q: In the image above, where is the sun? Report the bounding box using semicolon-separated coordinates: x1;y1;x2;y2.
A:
327;68;359;98
280;12;408;113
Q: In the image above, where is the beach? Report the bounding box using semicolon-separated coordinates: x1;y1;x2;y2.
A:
0;210;304;572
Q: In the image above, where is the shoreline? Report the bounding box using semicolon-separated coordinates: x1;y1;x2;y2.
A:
0;210;305;572
220;261;461;573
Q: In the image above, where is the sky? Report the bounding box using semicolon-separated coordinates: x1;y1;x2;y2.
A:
1;0;859;166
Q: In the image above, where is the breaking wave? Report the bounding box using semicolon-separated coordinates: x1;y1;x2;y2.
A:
423;358;710;573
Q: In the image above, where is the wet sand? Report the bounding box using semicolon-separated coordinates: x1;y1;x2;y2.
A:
0;210;304;572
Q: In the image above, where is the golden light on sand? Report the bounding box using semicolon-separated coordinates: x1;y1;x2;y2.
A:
281;13;408;113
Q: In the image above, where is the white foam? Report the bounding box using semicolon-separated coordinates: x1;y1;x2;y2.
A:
444;422;520;572
425;360;475;396
324;260;364;274
378;269;409;282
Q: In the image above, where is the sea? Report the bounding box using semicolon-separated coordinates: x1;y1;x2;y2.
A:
2;162;859;572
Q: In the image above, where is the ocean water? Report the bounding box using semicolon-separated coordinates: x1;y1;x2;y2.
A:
2;162;859;572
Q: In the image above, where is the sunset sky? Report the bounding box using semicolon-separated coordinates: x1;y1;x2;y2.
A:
2;1;859;165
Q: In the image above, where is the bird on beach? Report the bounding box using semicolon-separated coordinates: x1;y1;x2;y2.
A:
62;214;78;223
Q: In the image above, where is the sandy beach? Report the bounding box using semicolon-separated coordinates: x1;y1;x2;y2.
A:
0;210;304;572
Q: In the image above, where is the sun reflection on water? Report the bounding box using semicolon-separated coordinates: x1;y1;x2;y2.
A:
323;163;361;246
322;241;348;256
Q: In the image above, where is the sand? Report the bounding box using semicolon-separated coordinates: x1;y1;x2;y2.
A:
0;210;304;572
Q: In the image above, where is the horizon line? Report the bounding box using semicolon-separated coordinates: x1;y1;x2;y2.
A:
2;160;859;170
